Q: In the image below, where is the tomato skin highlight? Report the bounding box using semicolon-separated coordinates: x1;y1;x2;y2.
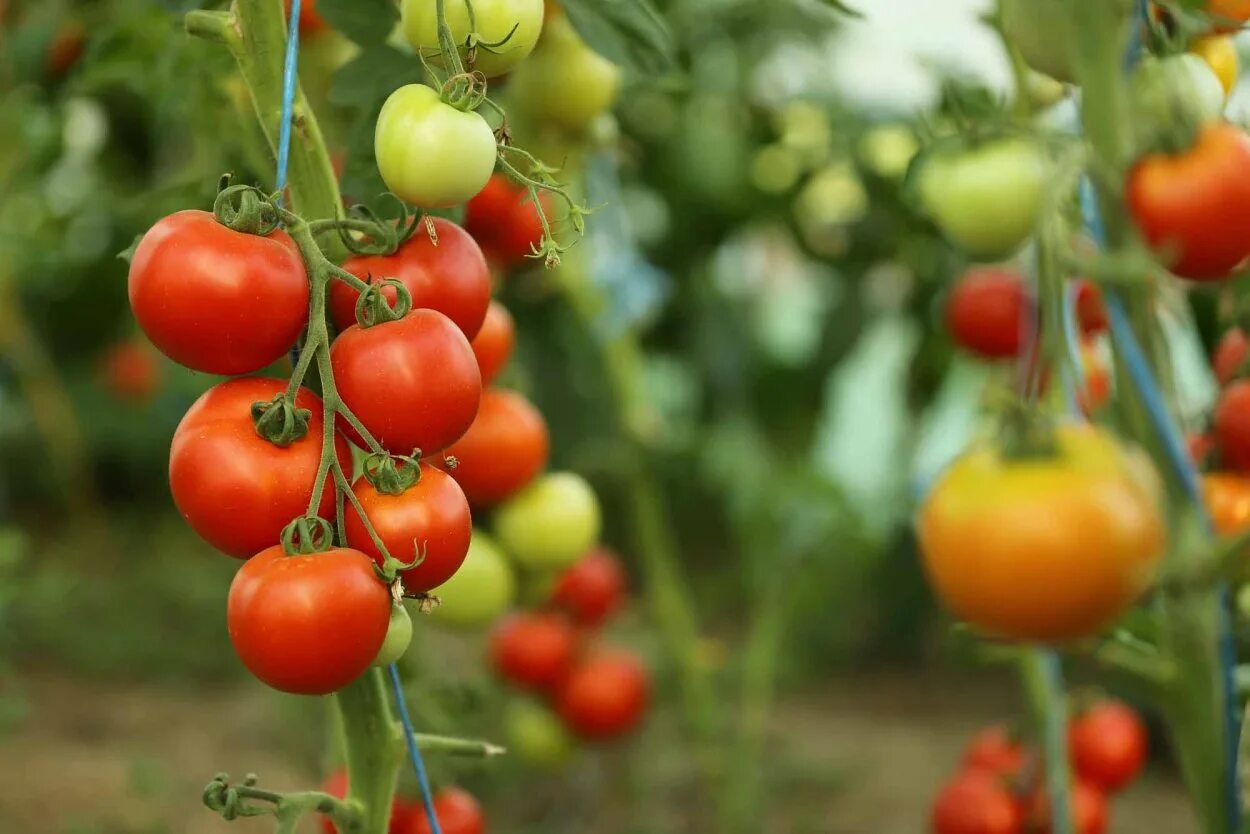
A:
374;84;497;209
170;377;350;558
441;388;549;505
410;787;486;834
128;210;309;375
1127;123;1250;281
554;650;650;739
931;770;1023;834
471;301;516;385
429;530;516;628
1204;472;1250;536
1068;701;1148;793
1214;380;1250;472
331;309;482;455
464;175;548;267
550;547;627;628
344;463;473;593
331;218;491;340
945;267;1027;359
228;545;390;695
918;424;1166;641
1214;328;1249;385
962;725;1028;780
490;611;578;691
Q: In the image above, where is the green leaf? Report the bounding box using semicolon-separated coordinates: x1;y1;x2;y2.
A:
329;46;423;108
558;0;676;75
314;0;398;45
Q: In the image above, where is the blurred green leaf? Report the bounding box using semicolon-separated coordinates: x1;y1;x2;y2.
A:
316;0;399;45
560;0;676;75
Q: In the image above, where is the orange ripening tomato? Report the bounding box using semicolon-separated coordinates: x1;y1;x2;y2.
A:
1207;0;1250;30
1068;701;1148;793
918;424;1166;641
931;770;1023;834
285;0;329;35
962;725;1028;780
99;338;161;401
1204;473;1250;536
440;388;549;505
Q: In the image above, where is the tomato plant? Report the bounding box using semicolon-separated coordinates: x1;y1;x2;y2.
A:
464;175;549;267
429;531;516;629
493;472;601;569
228;545;391;694
1068;701;1148;793
931;770;1022;834
470;301;516;385
170;377;350;558
549;547;627;628
128;210;309;374
441;388;549;505
401;0;544;78
331;309;482;455
554;650;650;739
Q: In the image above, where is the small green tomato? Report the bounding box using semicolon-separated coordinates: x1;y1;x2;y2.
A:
429;531;516;629
401;0;544;79
493;472;601;571
505;699;574;768
373;603;414;667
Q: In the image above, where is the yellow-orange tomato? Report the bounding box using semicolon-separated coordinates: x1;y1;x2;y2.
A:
1192;35;1239;97
1204;473;1250;536
918;424;1166;642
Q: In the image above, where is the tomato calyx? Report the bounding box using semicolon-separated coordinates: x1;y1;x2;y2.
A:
996;404;1059;461
213;181;281;237
251;394;313;447
362;451;424;496
353;278;414;328
320;198;423;258
440;69;490;112
280;516;337;555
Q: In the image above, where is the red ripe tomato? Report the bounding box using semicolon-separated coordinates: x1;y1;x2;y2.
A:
228;545;390;694
471;301;515;385
99;338;161;401
1027;782;1108;834
490;612;577;691
441;388;548;505
343;463;473;593
128;210;308;375
962;725;1028;780
1214;380;1250;471
1205;472;1250;535
1214;328;1248;385
554;649;650;739
318;770;419;834
330;218;491;340
931;771;1022;834
1074;281;1108;336
1127;123;1250;280
945;267;1027;359
463;175;548;267
332;309;482;455
1190;433;1215;466
1068;701;1148;793
411;787;485;834
170;377;350;558
286;0;329;35
550;548;627;628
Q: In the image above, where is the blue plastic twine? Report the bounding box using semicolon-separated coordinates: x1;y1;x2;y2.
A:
388;663;444;834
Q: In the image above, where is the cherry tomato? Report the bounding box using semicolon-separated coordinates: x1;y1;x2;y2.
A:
1128;123;1250;280
507;15;619;132
1204;472;1250;536
945;267;1027;359
494;472;601;570
554;649;650;739
1027;781;1108;834
1191;35;1239;97
1214;380;1250;471
505;699;574;768
373;603;414;667
441;388;548;505
918;137;1046;259
411;787;485;834
375;85;496;209
550;547;627;628
319;770;418;834
931;770;1023;834
429;531;515;629
490;611;578;691
285;0;329;35
228;545;390;694
331;218;491;340
401;0;543;78
99;338;161;401
344;462;473;593
128;210;309;374
471;301;516;384
170;378;350;558
962;725;1028;780
331;309;482;455
1214;328;1248;385
1068;701;1148;793
1074;281;1108;336
464;175;548;267
918;424;1166;641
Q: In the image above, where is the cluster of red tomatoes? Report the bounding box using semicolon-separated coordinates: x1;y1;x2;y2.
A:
319;772;484;834
933;701;1148;834
1190;327;1250;536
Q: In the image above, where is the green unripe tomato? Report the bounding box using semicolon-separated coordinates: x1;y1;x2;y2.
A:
1000;0;1076;83
373;603;414;667
374;84;497;208
917;136;1046;260
1130;55;1224;153
494;472;601;570
401;0;544;79
429;531;515;629
506;16;620;132
504;699;574;768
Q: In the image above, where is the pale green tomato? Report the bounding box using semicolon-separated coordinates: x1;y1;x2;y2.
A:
1000;0;1076;83
918;136;1046;259
401;0;544;79
1130;55;1224;152
373;603;414;667
506;15;619;132
493;472;601;570
505;699;574;768
374;84;497;208
429;531;515;629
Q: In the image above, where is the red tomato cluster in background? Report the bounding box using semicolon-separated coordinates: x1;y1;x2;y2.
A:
931;700;1147;834
1194;325;1250;535
319;771;485;834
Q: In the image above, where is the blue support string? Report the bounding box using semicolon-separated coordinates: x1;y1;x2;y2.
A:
388;663;443;834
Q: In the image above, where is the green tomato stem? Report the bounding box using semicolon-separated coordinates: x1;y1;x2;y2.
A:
335;669;405;834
